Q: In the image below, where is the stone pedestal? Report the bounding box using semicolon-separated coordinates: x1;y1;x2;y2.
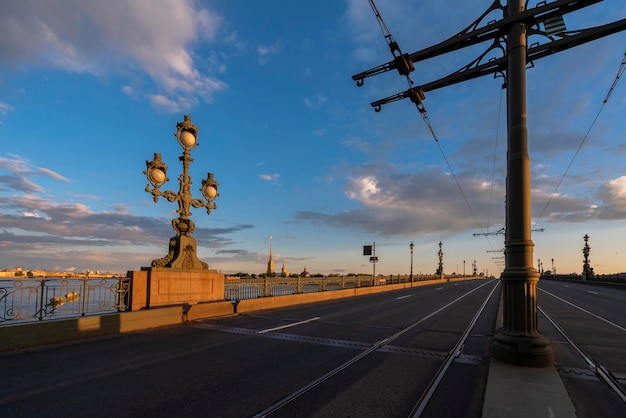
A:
492;270;553;367
151;235;209;270
127;268;224;310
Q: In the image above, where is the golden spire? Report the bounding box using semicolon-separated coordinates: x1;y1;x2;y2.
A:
267;236;275;275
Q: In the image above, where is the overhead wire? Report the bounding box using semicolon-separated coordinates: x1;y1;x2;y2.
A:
487;88;505;235
365;0;488;238
533;51;626;228
416;101;489;239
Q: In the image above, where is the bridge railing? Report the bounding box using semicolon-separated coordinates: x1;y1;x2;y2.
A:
0;277;130;325
224;274;443;301
1;273;462;325
543;273;626;284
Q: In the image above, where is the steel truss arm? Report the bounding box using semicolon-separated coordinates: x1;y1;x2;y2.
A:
371;18;626;111
352;0;603;85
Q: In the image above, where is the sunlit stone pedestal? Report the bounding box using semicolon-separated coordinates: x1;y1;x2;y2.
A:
127;267;224;310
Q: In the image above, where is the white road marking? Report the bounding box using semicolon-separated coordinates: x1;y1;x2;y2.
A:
396;295;412;300
436;287;443;290
258;317;321;334
587;290;599;295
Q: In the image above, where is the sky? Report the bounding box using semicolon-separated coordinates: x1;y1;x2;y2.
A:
1;0;625;276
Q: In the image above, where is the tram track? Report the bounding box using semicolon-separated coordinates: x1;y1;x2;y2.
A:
539;306;626;404
245;280;500;417
538;285;626;406
407;280;499;417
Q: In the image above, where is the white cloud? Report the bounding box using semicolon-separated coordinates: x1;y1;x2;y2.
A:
0;0;227;112
346;176;380;203
259;173;280;183
303;95;328;110
257;42;281;65
0;155;70;192
596;176;626;216
312;128;328;136
0;102;15;115
121;85;137;100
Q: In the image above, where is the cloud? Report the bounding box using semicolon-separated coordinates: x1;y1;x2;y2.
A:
0;0;227;112
296;165;505;236
259;173;280;184
0;102;14;116
295;158;626;237
595;176;626;219
0;154;70;193
0;189;255;271
312;128;328;137
257;42;281;64
304;95;328;110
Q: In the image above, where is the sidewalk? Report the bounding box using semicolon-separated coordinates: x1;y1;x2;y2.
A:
482;357;577;417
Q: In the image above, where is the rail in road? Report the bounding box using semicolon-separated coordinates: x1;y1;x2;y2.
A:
0;279;500;418
188;279;501;417
538;280;626;416
247;280;499;417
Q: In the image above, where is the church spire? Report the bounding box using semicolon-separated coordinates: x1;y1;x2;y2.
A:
267;236;275;275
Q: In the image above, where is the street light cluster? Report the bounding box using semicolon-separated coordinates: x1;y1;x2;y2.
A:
143;115;218;270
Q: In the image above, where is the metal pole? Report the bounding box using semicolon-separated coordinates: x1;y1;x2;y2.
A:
492;0;553;367
410;241;414;284
38;279;45;321
372;241;376;286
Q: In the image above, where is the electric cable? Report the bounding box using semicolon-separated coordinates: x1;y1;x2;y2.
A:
533;51;626;228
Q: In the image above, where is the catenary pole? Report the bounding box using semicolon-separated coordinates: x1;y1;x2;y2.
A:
491;0;553;367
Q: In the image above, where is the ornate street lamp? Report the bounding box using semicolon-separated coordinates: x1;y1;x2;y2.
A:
410;241;414;283
582;234;592;280
436;241;444;275
143;115;219;270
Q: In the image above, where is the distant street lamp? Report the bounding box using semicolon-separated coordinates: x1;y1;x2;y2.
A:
582;234;593;280
143;115;219;270
410;241;414;283
436;242;444;275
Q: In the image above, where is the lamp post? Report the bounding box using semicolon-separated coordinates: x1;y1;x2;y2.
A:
143;115;219;270
410;241;414;284
436;241;444;279
582;234;592;280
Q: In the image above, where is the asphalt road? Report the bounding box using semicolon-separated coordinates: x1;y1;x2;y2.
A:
2;278;624;418
1;280;498;418
538;279;626;417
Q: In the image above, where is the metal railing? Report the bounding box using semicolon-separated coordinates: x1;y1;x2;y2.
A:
1;273;477;325
543;273;626;284
224;274;445;301
0;277;130;325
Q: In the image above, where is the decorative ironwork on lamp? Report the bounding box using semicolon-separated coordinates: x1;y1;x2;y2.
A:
143;115;219;270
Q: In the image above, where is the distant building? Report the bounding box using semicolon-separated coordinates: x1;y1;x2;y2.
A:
267;236;275;276
300;266;311;278
281;264;290;278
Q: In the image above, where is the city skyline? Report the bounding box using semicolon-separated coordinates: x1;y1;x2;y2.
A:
1;1;625;276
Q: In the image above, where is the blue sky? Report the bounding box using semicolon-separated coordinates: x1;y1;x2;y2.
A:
1;0;625;276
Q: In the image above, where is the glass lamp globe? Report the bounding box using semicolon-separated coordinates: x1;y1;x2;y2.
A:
203;185;217;200
149;168;166;184
179;130;196;147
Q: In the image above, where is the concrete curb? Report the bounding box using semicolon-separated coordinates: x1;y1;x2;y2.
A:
0;306;182;352
482;291;576;417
